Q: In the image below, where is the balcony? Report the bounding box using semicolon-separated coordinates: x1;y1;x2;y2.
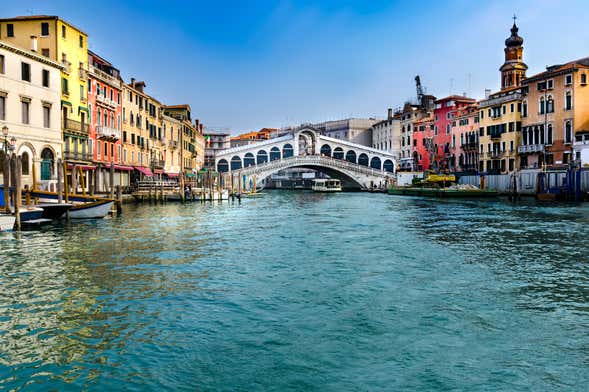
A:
97;125;121;141
489;130;505;140
169;140;178;149
151;159;165;169
79;66;88;81
89;65;121;88
488;151;505;159
61;60;71;74
462;142;478;151
518;144;545;154
63;150;92;162
63;118;89;135
96;94;117;109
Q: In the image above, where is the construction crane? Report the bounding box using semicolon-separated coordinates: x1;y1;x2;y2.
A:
415;75;424;106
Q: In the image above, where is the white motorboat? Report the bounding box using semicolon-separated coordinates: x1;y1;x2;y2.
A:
68;200;114;219
312;179;342;192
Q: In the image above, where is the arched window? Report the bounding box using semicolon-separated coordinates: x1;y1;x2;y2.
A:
256;150;268;164
21;152;29;175
539;97;545;114
217;159;229;173
97;108;102;125
282;144;293;158
358;153;369;166
320;144;331;157
546;96;554;113
565;91;572;110
40;148;54;180
565;121;572;143
130;111;134;125
383;159;394;173
333;147;344;160
370;156;381;170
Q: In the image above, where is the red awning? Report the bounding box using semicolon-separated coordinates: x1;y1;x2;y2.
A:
67;164;96;171
113;165;134;171
154;169;164;175
166;172;180;178
135;166;153;177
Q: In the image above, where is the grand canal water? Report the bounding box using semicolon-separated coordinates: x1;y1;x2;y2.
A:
1;191;589;391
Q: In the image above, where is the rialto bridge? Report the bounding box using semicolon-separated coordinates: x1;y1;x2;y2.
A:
214;128;397;190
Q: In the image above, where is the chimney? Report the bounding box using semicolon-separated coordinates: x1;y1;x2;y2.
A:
387;108;393;120
195;119;200;129
30;35;38;52
199;124;203;132
130;78;135;88
484;89;491;99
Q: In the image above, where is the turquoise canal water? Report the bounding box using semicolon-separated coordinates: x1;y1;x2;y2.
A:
1;191;589;391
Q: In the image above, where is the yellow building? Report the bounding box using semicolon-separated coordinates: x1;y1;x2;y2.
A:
163;105;204;176
0;15;90;165
162;114;183;175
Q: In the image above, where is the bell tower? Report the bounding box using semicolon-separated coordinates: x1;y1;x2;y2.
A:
500;16;528;90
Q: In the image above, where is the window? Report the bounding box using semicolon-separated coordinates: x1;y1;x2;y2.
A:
41;22;49;36
79;35;84;48
546;96;554;113
446;124;450;134
104;142;107;157
565;91;572;110
97;141;101;159
547;124;553;145
21;62;31;82
582;74;587;85
80;84;84;100
522;101;528;117
62;78;69;95
39;69;50;87
547;79;553;89
0;95;5;120
21;100;30;124
565;74;573;85
43;104;51;128
565;121;572;143
7;24;14;37
509;122;514;132
537;81;546;91
502;105;506;114
0;55;4;74
510;103;514;113
510;141;514;151
123;149;127;162
41;48;49;57
539;97;545;114
61;25;66;38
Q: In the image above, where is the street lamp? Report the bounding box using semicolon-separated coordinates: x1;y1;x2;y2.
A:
2;125;12;154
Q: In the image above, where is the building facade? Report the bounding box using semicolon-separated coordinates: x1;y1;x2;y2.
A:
450;104;479;172
371;108;401;159
204;131;231;168
0;40;63;189
313;118;378;147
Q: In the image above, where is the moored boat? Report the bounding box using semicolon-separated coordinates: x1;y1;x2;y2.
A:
312;179;342;192
0;214;16;231
37;203;73;220
388;186;499;198
69;200;114;219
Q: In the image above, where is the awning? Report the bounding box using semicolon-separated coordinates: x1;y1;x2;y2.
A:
67;164;96;171
185;173;195;178
113;165;133;171
154;169;164;175
135;166;153;177
166;172;180;178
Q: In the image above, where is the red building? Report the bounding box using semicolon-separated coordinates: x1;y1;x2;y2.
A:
87;51;126;192
412;115;435;171
432;96;476;171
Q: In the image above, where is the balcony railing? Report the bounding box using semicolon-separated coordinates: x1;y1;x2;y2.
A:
96;94;117;108
461;142;478;151
488;151;505;159
489;130;505;139
152;159;165;169
62;60;71;74
89;65;121;88
79;67;88;81
63;150;92;161
63;118;89;135
518;144;545;154
97;125;121;141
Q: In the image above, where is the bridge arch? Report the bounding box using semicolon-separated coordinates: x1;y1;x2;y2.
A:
333;147;344;160
231;155;242;170
270;146;281;161
257;150;268;164
320;144;331;157
283;144;294;158
345;150;356;163
358;153;369;166
370;157;382;170
383;159;395;173
244;153;255;167
217;159;229;173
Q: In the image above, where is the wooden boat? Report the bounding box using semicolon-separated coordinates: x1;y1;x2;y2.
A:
388;186;499;198
0;214;16;231
18;207;45;221
69;200;113;219
312;179;342;192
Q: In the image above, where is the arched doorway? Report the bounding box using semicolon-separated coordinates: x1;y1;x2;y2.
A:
40;148;54;180
370;157;382;170
345;150;357;163
217;159;229;173
244;153;255;167
283;144;294;158
270;147;281;161
358;153;369;166
231;156;242;170
333;147;344;160
257;150;268;164
320;144;331;157
383;159;394;173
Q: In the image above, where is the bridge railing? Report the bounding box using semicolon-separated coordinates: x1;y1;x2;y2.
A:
235;155;393;178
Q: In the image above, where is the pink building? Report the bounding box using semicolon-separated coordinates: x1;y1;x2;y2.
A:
450;104;480;172
412;115;435;171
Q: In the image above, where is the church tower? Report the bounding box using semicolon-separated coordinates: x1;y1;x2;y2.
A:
500;18;528;90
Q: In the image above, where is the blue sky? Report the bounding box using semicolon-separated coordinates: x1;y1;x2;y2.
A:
4;0;589;133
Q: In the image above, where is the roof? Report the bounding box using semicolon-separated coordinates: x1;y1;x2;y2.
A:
165;104;191;110
434;95;476;104
0;15;88;36
0;40;63;70
524;56;589;82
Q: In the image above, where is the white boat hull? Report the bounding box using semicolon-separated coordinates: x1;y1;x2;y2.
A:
0;214;15;231
69;201;113;219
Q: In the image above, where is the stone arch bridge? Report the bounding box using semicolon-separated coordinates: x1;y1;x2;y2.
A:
214;127;396;190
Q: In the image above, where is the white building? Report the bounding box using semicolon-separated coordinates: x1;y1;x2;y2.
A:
313;118;378;147
0;39;63;190
371;108;401;159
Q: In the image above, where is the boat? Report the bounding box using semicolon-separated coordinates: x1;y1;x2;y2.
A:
68;200;114;219
389;171;498;198
18;206;45;221
37;203;73;220
0;214;16;231
312;179;342;192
